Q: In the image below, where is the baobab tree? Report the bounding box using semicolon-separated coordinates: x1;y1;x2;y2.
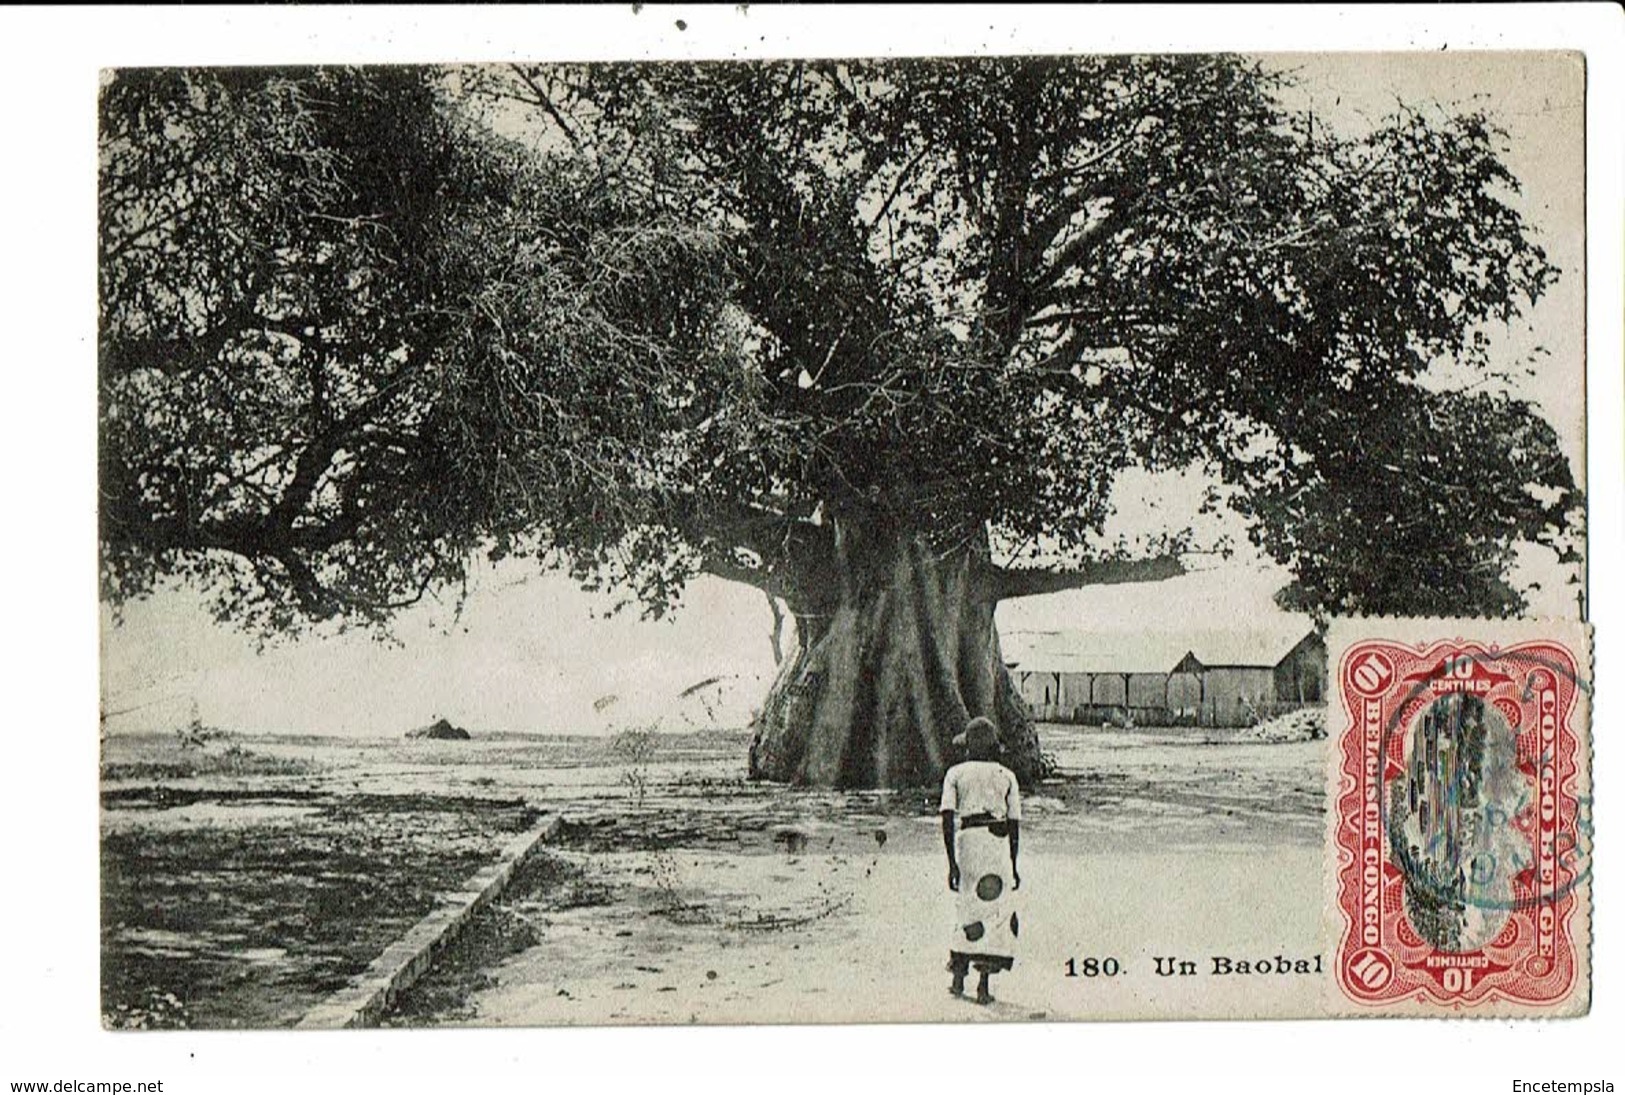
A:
99;59;1581;788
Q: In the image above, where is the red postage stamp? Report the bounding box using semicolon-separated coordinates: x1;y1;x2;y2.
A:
1330;621;1591;1014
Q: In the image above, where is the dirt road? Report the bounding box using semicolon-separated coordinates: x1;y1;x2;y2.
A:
394;725;1328;1024
419;832;1324;1024
103;724;1326;1026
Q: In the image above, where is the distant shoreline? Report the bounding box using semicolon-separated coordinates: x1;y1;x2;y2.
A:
101;726;759;745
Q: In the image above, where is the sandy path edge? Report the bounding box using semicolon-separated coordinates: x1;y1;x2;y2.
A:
295;814;562;1029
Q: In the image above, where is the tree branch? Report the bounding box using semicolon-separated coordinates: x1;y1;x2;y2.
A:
697;549;789;598
100;298;266;377
675;496;829;567
991;554;1185;601
265;349;424;532
509;65;583;150
866;145;932;232
765;590;787;665
1031;187;1142;301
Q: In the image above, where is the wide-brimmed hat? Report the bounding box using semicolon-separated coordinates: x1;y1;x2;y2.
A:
953;716;1001;754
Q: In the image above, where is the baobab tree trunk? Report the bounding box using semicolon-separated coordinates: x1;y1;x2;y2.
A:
747;523;1046;788
717;507;1182;790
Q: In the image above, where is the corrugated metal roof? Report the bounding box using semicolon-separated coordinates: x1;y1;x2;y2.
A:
1005;631;1191;675
1187;628;1319;668
1004;622;1316;675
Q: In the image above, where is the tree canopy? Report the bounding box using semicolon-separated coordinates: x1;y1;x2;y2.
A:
100;57;1582;635
99;66;731;630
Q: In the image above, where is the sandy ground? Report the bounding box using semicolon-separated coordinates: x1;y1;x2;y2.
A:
103;723;1329;1026
395;724;1331;1025
449;840;1326;1025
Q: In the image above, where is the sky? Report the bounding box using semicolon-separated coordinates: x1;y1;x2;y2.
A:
99;51;1588;738
1264;51;1586;477
99;551;1312;738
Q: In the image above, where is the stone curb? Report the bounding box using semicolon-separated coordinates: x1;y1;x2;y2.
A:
295;812;563;1029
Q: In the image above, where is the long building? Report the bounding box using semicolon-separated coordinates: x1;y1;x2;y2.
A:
1006;625;1326;728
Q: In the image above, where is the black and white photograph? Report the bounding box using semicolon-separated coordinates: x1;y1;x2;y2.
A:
5;4;1624;1093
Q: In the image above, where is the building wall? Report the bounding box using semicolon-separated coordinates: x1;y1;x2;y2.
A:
1073;673;1120;708
1014;666;1066;714
1167;671;1203;720
1018;670;1180;724
1017;637;1328;727
1200;666;1279;727
1127;673;1167;708
1274;635;1328;703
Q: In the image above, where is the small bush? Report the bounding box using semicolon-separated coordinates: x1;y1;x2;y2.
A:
610;727;660;812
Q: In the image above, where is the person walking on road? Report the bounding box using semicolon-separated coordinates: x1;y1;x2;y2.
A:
940;716;1022;1004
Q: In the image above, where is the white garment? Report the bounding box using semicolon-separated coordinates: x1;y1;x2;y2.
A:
939;760;1023;820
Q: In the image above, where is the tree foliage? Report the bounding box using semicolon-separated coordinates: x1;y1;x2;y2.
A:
99;66;731;630
476;56;1580;616
99;57;1583;633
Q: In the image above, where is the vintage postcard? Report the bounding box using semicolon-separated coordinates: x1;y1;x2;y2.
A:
98;49;1590;1027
